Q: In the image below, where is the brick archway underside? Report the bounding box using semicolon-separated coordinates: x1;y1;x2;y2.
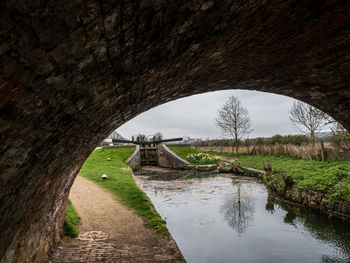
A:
1;1;350;262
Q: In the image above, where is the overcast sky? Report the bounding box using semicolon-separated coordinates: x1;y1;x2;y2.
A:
117;90;300;140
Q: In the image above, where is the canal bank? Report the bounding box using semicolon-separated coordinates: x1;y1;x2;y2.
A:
169;146;350;222
242;163;350;222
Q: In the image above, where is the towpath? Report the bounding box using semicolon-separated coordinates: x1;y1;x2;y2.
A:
49;176;184;262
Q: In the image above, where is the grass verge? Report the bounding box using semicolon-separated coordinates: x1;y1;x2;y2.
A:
79;146;169;235
167;145;200;160
64;199;81;237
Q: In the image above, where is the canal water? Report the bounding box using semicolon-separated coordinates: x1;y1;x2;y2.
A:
134;167;350;263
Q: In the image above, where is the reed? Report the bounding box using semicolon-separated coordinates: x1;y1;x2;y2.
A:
195;143;339;161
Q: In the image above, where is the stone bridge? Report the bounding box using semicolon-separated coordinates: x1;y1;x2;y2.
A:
1;1;350;262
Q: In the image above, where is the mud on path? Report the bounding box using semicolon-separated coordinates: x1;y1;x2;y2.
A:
49;176;185;262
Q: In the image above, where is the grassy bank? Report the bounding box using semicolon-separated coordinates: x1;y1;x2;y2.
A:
64;200;81;237
167;145;199;160
78;147;169;235
217;153;349;204
167;146;219;164
169;146;350;215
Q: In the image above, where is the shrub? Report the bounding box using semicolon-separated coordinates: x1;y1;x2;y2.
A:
186;153;220;165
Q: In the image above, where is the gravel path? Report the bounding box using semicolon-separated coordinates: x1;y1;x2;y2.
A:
49;176;185;262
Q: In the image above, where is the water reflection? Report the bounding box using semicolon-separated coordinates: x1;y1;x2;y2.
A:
265;195;275;214
220;181;255;235
135;168;350;263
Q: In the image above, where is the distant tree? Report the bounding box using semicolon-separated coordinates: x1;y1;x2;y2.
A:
289;101;326;146
215;96;253;154
271;134;284;145
153;132;163;141
136;134;147;142
284;134;310;145
255;137;265;145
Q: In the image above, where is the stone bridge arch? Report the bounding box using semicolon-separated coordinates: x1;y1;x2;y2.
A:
1;1;350;262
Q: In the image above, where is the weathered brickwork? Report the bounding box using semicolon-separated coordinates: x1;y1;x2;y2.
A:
157;144;190;169
0;1;350;262
49;231;184;263
126;145;141;170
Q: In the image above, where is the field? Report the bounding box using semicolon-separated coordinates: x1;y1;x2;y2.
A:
195;143;340;161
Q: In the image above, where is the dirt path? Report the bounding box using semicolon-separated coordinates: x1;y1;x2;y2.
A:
49;176;185;262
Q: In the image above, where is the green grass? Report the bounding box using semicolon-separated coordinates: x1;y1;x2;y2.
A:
217;153;350;205
64;199;81;237
237;154;349;200
169;146;350;206
79;147;169;235
167;145;200;160
167;146;219;164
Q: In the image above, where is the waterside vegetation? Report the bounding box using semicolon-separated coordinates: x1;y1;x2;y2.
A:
185;152;220;165
169;146;350;220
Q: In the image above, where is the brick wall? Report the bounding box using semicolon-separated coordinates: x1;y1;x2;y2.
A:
0;1;350;261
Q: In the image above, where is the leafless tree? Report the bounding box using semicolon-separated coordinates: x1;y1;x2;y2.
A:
289;101;326;146
215;96;253;154
323;115;348;135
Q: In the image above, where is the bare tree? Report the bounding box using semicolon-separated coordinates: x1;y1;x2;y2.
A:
289;101;326;146
215;96;253;154
323;115;348;136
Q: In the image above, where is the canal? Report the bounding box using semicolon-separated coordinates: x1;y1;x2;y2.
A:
134;167;350;263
